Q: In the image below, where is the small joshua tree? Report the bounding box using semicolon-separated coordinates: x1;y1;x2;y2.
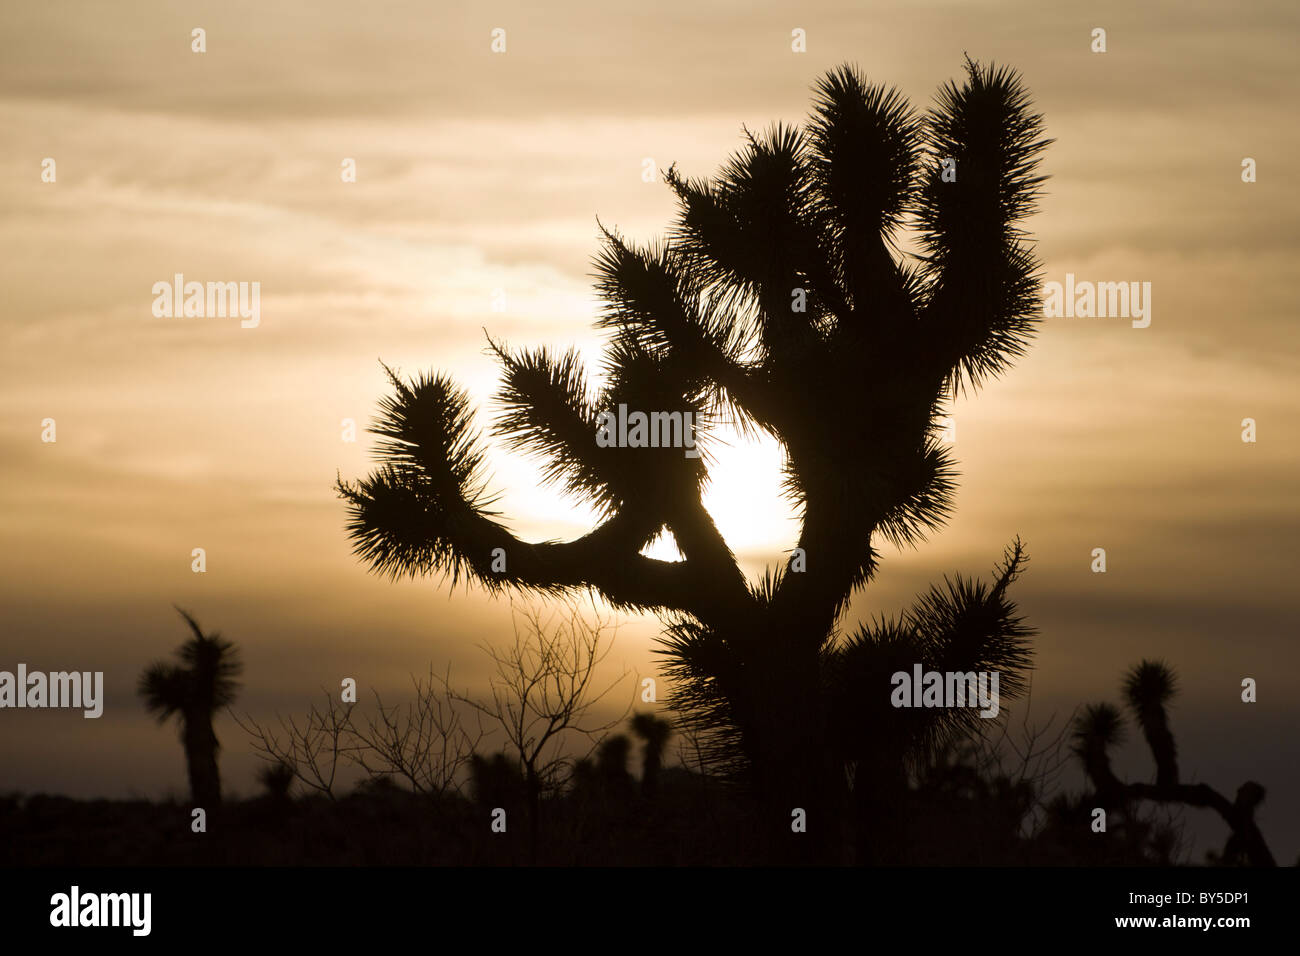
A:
257;761;296;804
630;712;673;798
138;608;242;808
1074;659;1275;867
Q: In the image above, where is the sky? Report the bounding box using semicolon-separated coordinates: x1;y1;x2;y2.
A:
1;0;1297;863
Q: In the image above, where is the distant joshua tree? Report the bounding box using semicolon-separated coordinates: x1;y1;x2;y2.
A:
630;712;673;798
257;761;296;804
138;608;242;809
339;58;1050;862
596;733;634;795
1074;659;1275;867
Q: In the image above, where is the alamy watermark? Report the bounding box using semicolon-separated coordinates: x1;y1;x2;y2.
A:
151;274;260;328
890;665;1000;718
595;404;700;458
50;886;151;936
1042;273;1151;328
0;664;103;718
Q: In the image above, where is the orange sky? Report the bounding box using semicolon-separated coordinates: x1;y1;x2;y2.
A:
1;0;1297;862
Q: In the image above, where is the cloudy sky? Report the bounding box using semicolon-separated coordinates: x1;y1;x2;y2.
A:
1;0;1296;862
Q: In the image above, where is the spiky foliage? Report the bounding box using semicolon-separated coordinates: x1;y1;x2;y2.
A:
1071;703;1126;797
339;60;1049;859
1122;659;1179;786
1074;703;1126;750
829;540;1034;769
138;608;243;807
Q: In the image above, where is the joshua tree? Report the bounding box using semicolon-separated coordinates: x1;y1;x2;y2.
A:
1123;659;1178;787
630;712;673;798
339;59;1049;861
138;608;242;808
596;733;635;795
469;751;526;810
257;761;296;804
1074;660;1275;867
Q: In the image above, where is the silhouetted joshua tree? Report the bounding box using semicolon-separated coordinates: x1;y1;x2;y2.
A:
339;59;1049;862
138;608;242;808
1074;660;1275;867
1124;660;1179;787
596;733;635;797
630;712;673;798
257;761;296;804
469;751;526;812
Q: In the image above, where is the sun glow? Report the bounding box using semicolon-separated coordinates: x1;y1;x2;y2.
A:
639;424;801;576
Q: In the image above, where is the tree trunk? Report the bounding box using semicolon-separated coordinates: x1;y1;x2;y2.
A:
184;712;222;808
743;638;840;865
